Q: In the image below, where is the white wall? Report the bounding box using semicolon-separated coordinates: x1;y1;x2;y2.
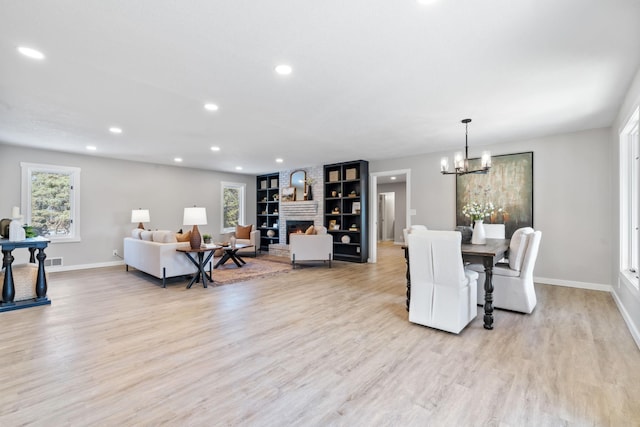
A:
0;144;256;268
371;127;613;288
611;66;640;347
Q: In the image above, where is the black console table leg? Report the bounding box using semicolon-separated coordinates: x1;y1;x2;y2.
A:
2;249;15;305
483;260;494;330
35;248;48;300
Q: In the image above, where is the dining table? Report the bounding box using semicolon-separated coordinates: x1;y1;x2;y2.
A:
402;238;510;330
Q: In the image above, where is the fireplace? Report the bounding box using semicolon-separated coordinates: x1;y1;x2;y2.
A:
286;220;314;244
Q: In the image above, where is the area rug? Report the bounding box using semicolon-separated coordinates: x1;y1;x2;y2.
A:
211;255;292;285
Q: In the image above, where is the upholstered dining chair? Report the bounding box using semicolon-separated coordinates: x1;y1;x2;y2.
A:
483;224;505;239
408;230;478;334
402;224;428;245
469;228;541;314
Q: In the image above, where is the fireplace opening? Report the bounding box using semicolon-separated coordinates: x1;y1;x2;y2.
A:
286;220;314;244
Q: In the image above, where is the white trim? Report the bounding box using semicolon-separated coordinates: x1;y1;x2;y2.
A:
45;260;124;272
611;290;640;351
534;276;611;292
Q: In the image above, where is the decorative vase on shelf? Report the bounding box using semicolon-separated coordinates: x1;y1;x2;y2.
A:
307;185;313;200
471;219;486;245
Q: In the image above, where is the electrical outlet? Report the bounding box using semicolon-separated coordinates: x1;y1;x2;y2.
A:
112;249;118;257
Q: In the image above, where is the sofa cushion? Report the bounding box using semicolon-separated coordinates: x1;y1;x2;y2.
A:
131;228;144;239
315;225;327;235
140;230;153;241
176;230;191;242
305;225;316;235
236;224;252;239
152;230;177;243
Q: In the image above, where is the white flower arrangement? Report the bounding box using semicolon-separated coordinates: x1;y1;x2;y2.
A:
462;201;495;221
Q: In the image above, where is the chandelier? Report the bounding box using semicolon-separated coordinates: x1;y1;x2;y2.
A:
440;118;491;175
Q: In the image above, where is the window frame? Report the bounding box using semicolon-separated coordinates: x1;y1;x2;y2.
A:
619;107;639;292
21;162;81;243
220;181;246;233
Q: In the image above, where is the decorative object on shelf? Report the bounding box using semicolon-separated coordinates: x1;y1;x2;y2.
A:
331;191;337;197
349;224;359;231
183;206;207;249
471;219;486;245
346;168;357;180
131;208;150;229
9;206;26;241
352;202;361;214
262;222;267;228
348;190;357;197
455;225;473;243
338;192;342;197
329;170;339;182
332;206;340;214
262;210;267;214
341;235;351;244
328;219;338;230
260;180;267;189
304;177;315;201
203;234;212;244
281;187;296;202
262;197;267;202
270;178;278;188
273;194;279;201
274;209;278;214
267;230;275;237
0;218;10;237
441;118;491;176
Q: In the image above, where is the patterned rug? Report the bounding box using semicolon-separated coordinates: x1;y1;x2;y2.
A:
211;254;292;285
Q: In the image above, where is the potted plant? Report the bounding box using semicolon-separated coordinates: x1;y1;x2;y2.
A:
202;234;212;244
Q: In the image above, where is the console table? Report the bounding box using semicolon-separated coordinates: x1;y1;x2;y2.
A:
1;237;51;312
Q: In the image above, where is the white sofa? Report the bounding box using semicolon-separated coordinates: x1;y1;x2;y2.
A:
289;226;333;268
124;230;198;287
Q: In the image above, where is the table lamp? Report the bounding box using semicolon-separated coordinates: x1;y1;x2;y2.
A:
183;206;207;249
131;209;150;229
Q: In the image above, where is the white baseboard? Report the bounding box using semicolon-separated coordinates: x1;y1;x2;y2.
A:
47;260;125;273
534;276;612;292
611;291;640;350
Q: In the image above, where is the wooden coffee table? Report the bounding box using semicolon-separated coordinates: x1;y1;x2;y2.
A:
214;244;252;269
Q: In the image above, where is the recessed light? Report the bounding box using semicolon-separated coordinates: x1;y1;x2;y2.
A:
109;127;122;134
275;158;284;163
417;0;438;4
86;146;97;151
235;166;243;171
275;64;292;75
174;157;183;163
17;46;45;60
210;146;221;152
204;103;219;111
390;176;397;180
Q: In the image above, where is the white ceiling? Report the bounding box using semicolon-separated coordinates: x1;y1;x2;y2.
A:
1;0;639;175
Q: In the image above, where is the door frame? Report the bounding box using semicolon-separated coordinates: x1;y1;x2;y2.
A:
369;169;411;263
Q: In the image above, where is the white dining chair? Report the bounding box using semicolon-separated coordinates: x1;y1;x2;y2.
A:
408;230;478;334
469;228;541;314
402;224;428;245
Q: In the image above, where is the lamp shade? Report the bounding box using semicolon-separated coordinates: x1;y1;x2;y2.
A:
183;207;207;226
131;209;150;223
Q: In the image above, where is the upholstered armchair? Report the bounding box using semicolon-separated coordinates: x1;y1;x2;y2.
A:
289;225;333;268
225;225;260;256
408;230;478;334
468;228;541;314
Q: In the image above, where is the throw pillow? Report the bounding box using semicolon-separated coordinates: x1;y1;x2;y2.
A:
509;227;534;271
236;224;252;239
305;225;316;235
315;225;327;235
152;230;177;243
131;228;144;239
176;230;191;242
140;230;153;241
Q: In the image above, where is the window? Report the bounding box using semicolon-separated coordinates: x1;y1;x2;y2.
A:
221;181;245;232
620;107;639;290
21;162;81;242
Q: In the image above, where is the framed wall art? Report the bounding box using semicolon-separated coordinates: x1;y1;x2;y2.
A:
456;152;533;238
281;186;296;202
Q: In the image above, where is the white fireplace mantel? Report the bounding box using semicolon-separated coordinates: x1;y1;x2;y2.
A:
280;201;318;217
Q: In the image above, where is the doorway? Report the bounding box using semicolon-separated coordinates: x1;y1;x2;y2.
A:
378;192;396;242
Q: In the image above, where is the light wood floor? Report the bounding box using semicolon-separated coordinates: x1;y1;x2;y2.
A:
1;242;639;426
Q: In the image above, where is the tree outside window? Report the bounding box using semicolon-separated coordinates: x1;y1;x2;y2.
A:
221;182;245;232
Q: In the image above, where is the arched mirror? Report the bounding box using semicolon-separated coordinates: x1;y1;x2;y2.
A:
290;170;307;201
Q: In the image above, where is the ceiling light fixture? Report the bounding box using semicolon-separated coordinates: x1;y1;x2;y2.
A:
440;119;491;176
86;145;97;151
17;46;45;60
275;158;284;163
390;176;397;180
174;157;183;163
235;166;243;171
275;64;292;75
109;127;122;134
204;103;219;111
210;146;221;151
